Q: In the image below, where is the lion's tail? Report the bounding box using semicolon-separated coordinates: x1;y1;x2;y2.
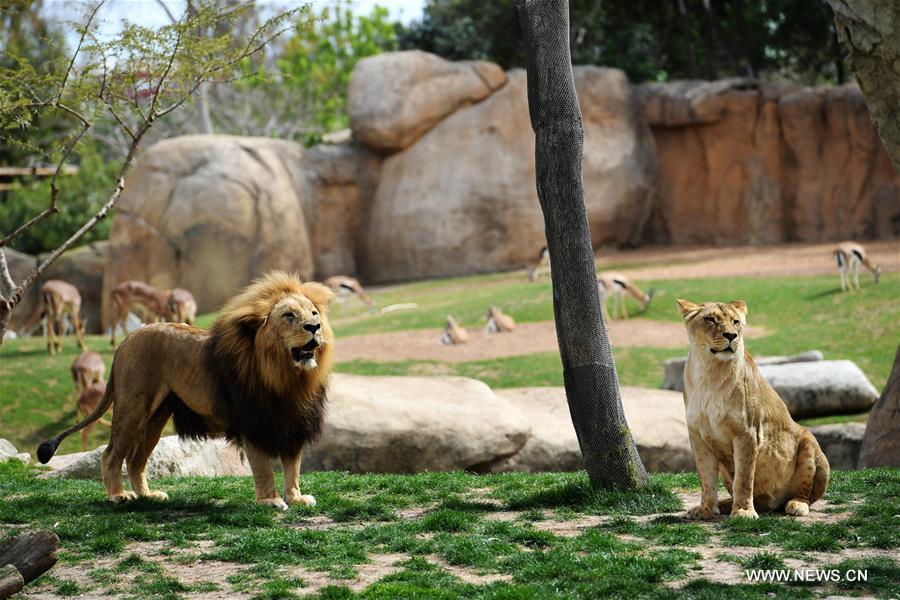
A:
38;370;116;463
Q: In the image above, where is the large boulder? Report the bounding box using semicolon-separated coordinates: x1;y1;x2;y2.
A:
0;439;30;464
348;50;507;153
40;241;108;334
641;79;900;244
359;67;658;282
662;350;824;392
101;135;313;322
809;423;866;471
859;345;900;468
303;374;531;473
491;386;694;473
302;143;380;278
760;360;878;419
41;436;250;480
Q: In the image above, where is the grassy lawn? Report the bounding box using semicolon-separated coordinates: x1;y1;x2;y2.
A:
2;271;896;454
2;461;897;599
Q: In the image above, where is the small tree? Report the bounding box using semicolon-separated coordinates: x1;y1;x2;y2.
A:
0;1;309;340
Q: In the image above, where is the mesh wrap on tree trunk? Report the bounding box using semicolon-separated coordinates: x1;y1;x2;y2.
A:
517;0;649;489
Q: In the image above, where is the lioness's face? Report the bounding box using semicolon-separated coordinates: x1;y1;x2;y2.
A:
677;299;747;361
267;294;327;370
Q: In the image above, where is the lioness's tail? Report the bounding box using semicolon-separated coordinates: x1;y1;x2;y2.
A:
38;370;115;463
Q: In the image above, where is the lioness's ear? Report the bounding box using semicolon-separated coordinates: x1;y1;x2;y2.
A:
301;282;336;309
729;300;748;319
676;299;701;320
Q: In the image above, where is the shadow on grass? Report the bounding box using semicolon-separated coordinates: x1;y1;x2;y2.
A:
805;287;843;299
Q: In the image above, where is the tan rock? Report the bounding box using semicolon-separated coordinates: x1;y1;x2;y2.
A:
5;248;39;332
359;67;658;282
303;143;380;278
348;50;507;153
642;79;900;244
491;386;694;473
101;135;313;323
303;374;531;473
858;345;900;468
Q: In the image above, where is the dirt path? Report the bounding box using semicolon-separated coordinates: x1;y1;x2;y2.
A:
333;319;767;364
596;240;900;281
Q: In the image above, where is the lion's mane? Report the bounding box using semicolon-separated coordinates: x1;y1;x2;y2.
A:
190;272;335;457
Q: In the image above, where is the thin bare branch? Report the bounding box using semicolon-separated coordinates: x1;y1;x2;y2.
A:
0;249;15;298
148;27;182;117
154;0;178;24
58;1;106;95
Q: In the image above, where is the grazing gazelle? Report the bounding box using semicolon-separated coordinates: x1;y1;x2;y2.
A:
109;280;170;346
324;275;376;313
71;351;105;397
165;288;197;326
21;279;88;354
440;315;469;345
834;241;881;291
597;272;653;320
485;306;516;333
526;246;551;282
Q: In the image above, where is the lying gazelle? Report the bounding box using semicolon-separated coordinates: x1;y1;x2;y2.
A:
527;246;550;282
324;275;376;313
71;351;105;397
834;241;881;291
166;288;197;326
20;279;88;354
485;306;516;333
440;315;469;345
597;272;653;319
109;280;171;346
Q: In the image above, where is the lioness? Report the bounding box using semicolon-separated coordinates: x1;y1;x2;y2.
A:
39;272;334;510
677;299;829;519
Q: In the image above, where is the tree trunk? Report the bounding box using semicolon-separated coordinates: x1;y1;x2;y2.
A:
676;0;698;78
516;0;649;489
0;530;59;587
826;0;900;170
858;344;900;468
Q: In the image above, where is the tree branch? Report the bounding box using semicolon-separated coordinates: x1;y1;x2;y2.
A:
0;249;16;298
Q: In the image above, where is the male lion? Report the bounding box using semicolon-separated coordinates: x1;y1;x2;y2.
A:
676;299;829;519
38;271;335;510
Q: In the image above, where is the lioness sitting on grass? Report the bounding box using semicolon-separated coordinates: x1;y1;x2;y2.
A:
677;299;829;519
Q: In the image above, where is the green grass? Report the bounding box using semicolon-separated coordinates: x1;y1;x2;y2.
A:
1;462;897;599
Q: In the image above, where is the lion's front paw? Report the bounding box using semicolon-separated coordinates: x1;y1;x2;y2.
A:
109;491;138;503
142;490;169;501
284;489;316;507
258;497;289;511
785;499;809;516
731;507;759;519
686;504;719;520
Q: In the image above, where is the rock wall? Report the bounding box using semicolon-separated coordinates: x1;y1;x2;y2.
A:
641;79;900;244
98;52;899;303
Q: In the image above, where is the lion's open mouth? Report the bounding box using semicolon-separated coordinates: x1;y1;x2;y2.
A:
710;347;735;354
291;339;321;367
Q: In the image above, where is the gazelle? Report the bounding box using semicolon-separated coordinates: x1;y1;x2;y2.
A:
166;288;197;325
485;306;516;333
76;381;111;451
20;279;87;354
834;241;881;291
527;246;551;282
440;315;469;345
109;280;170;346
71;351;105;397
597;272;653;320
324;275;376;313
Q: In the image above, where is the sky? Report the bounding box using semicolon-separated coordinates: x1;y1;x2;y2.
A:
43;0;426;49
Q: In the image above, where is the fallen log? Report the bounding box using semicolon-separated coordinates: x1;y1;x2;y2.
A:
0;529;59;598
